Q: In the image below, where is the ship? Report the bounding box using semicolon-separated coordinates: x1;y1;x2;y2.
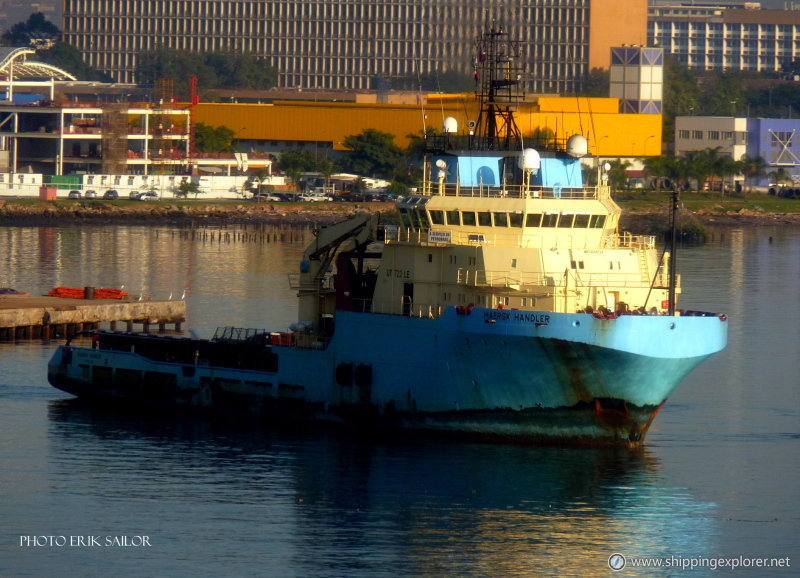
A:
47;23;727;446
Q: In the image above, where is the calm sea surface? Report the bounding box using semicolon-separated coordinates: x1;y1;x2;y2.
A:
0;223;797;577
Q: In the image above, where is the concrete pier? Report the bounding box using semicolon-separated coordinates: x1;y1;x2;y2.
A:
0;295;187;341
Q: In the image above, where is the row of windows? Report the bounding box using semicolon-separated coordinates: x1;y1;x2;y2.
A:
678;130;738;140
63;0;592;88
426;209;607;229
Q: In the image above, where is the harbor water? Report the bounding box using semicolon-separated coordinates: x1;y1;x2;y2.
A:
0;223;797;576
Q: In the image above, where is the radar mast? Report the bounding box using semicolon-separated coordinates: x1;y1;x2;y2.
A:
472;21;525;151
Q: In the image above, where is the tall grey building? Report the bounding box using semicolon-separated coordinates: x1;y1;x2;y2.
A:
61;0;646;92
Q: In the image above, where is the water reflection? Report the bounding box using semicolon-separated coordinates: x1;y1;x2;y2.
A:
46;399;716;576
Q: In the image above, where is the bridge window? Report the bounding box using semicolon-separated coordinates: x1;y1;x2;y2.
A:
446;210;460;225
558;214;575;228
492;213;508;227
541;214;559;227
478;212;492;226
418;209;430;229
574;214;590;227
399;209;412;229
461;211;476;226
509;212;523;228
526;213;542;227
590;215;606;228
429;210;444;225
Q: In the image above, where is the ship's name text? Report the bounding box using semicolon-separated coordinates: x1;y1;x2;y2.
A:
483;311;551;324
385;269;411;279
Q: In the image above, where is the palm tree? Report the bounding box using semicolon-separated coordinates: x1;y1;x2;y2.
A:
642;156;672;192
607;159;631;193
768;167;792;192
714;154;739;197
682;148;722;191
245;168;271;199
737;154;768;193
663;156;692;193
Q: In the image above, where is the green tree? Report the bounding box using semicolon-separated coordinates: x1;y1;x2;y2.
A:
194;123;236;152
387;180;409;196
607;159;632;193
37;43;114;82
714;154;739;196
700;72;744;116
277;148;316;190
662;56;701;141
204;52;278;89
340;129;403;178
581;68;609;97
642;155;674;192
1;13;59;46
0;13;111;81
769;167;792;188
136;48;277;98
663;156;692;193
738;154;768;192
682;147;723;191
176;179;201;198
244;168;271;198
391;71;474;92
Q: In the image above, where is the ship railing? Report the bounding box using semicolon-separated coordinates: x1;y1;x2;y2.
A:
605;232;657;250
388;227;622;251
457;269;549;288
457;269;666;290
212;326;270;342
425;182;604;200
350;297;443;319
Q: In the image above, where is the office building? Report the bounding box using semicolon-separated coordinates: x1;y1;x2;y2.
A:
62;0;647;92
675;115;800;186
649;1;800;72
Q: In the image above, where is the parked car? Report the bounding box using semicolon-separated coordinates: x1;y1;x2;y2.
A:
135;191;158;201
67;190;81;199
84;190;97;199
299;193;333;202
251;192;282;202
103;189;119;200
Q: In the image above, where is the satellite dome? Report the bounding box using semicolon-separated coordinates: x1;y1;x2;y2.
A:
567;135;588;158
442;117;458;134
518;148;541;171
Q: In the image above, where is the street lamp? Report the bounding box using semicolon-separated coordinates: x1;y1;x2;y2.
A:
597;135;609;158
643;135;656;156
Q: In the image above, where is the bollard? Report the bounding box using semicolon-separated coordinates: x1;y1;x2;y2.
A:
84;286;95;299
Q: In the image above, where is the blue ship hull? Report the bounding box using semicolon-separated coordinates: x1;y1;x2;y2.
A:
47;307;727;445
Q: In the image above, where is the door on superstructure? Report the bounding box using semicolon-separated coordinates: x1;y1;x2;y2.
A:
402;283;414;316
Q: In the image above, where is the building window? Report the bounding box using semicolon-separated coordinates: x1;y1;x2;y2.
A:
692;130;703;139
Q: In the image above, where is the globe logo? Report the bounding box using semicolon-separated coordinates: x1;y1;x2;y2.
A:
608;553;626;571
